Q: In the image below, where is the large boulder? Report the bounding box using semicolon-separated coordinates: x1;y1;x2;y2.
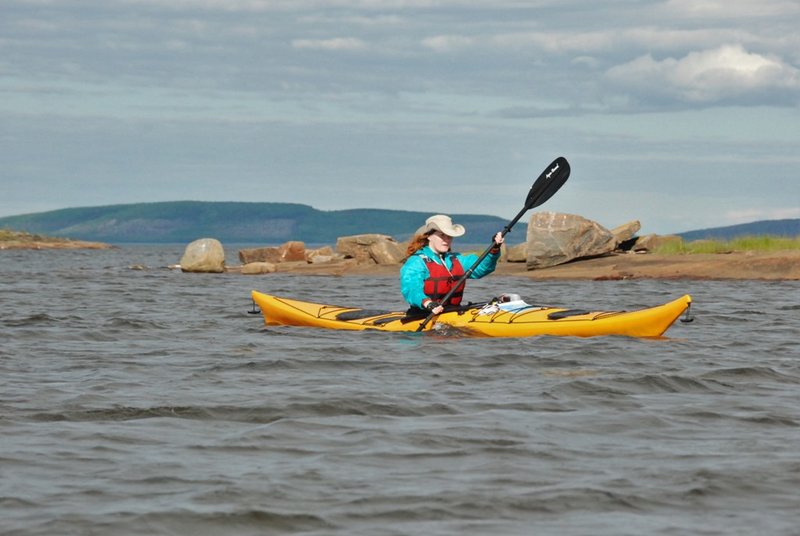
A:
610;220;641;243
526;212;618;269
239;241;306;264
239;246;281;264
180;238;225;273
279;241;306;262
336;234;405;264
610;220;641;251
306;246;344;264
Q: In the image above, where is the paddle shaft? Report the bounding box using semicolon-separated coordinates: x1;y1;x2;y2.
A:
415;157;570;332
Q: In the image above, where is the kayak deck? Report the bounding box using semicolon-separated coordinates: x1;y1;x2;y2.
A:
251;291;692;338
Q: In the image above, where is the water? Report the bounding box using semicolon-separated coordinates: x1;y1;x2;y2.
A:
2;246;799;535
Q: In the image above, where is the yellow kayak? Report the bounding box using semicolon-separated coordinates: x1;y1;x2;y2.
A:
251;291;692;338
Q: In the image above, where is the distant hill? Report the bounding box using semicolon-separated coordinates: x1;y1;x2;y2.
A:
3;202;796;245
678;219;800;241
0;201;515;244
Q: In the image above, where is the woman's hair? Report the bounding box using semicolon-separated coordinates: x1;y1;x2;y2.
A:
404;232;431;259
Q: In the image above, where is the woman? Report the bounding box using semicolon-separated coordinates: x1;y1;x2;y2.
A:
400;214;504;315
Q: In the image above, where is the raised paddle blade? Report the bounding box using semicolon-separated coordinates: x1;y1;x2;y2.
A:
499;156;570;236
525;156;570;210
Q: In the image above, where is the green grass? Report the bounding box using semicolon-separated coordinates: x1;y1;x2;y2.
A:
654;235;800;254
0;229;31;241
0;228;65;243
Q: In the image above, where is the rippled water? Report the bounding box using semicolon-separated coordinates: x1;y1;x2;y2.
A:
2;246;799;535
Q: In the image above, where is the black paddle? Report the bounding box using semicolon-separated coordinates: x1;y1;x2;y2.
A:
416;156;571;332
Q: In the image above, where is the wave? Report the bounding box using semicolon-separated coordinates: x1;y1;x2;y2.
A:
700;366;800;383
16;509;333;536
26;399;462;424
2;313;61;327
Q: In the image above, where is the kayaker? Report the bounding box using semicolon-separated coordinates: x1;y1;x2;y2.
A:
401;214;504;315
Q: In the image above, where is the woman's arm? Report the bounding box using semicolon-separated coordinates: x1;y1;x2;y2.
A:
400;255;431;308
460;232;503;279
459;249;501;279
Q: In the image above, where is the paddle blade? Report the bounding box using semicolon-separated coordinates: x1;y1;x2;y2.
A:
525;156;570;210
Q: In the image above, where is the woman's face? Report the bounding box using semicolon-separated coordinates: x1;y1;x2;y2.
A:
427;230;453;253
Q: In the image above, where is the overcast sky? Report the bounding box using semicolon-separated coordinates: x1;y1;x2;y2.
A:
1;0;798;235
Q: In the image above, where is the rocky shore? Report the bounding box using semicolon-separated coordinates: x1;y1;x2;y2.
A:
225;250;800;280
3;229;798;280
0;230;114;250
500;250;800;281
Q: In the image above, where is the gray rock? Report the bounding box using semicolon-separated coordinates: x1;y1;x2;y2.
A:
526;212;617;269
239;241;306;264
278;241;306;262
306;246;342;264
239;246;281;264
241;261;277;274
180;238;225;273
610;220;641;243
505;242;527;263
308;254;335;264
632;234;684;252
336;234;404;264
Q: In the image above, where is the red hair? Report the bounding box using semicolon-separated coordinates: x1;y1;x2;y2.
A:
404;233;431;259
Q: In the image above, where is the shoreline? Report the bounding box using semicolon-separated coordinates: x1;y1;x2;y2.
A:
498;251;800;281
0;231;113;250
233;250;800;280
0;241;114;250
3;233;798;280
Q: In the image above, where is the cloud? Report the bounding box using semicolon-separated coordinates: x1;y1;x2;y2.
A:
661;0;800;18
420;34;475;52
605;44;800;105
725;207;800;224
419;26;794;68
298;14;405;26
117;0;535;11
291;37;367;51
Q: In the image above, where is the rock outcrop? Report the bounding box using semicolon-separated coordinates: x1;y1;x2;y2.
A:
239;246;276;264
173;218;699;276
306;245;343;264
279;241;307;262
632;234;683;252
336;234;405;264
0;229;113;250
241;261;277;274
526;212;618;270
505;242;527;263
239;241;306;264
610;220;641;244
180;238;225;273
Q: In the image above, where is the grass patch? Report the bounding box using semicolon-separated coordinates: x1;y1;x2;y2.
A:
654;235;800;254
0;228;67;243
0;229;32;241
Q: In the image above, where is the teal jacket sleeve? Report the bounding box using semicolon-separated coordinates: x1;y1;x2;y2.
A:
400;254;430;308
457;250;500;279
400;249;501;308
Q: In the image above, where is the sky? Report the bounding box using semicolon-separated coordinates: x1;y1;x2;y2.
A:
1;0;799;235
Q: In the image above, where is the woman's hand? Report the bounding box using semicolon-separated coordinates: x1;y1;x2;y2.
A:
424;300;444;315
489;232;505;254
